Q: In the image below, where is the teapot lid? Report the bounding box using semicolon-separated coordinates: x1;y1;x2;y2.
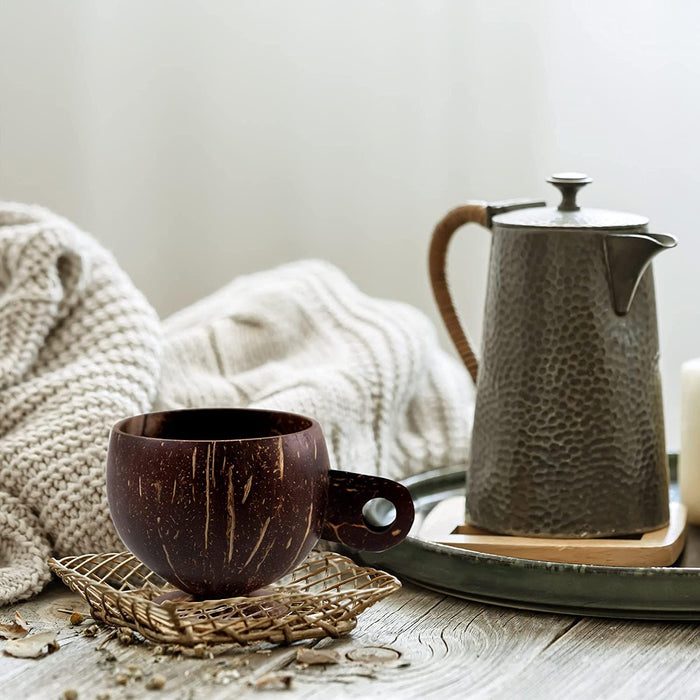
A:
492;173;648;230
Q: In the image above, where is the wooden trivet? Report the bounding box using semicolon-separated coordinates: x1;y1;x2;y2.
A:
419;497;687;567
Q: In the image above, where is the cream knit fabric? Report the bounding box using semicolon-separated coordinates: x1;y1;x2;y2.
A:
0;205;474;605
0;204;161;604
155;260;474;481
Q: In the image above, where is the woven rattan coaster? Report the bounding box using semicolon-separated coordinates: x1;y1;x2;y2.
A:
48;550;399;647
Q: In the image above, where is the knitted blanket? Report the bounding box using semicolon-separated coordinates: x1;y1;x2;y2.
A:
0;204;161;604
155;259;474;481
0;205;473;605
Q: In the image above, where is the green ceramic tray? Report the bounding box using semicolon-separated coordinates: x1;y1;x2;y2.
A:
355;457;700;620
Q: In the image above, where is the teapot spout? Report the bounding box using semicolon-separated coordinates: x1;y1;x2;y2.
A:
604;233;677;315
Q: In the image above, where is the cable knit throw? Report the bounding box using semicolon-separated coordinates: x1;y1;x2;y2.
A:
0;204;161;604
0;204;473;605
155;260;474;481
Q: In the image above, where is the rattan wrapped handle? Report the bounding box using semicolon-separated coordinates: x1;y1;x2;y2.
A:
428;203;490;385
429;198;545;385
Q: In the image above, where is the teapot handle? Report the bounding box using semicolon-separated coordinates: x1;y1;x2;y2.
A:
429;199;544;385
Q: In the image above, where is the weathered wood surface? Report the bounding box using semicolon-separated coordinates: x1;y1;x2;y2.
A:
1;578;699;699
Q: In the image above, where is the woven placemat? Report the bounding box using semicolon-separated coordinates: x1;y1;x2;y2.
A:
48;550;400;647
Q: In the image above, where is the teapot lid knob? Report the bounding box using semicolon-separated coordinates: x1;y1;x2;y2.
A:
547;172;593;212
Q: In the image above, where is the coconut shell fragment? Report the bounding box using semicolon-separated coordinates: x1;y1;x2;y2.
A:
0;612;29;640
4;631;60;658
296;648;340;665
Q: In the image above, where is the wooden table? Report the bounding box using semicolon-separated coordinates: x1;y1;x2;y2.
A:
2;573;700;700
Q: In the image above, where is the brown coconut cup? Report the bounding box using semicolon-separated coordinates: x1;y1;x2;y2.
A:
106;408;414;599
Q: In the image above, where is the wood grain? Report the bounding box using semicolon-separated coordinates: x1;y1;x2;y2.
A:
421;496;688;567
494;617;700;700
0;582;299;699
2;578;700;699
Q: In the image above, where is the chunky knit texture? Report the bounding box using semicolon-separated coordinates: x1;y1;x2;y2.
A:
155;260;474;481
0;206;474;605
0;204;161;604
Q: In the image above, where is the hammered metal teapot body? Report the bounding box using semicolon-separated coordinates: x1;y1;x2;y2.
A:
430;173;676;538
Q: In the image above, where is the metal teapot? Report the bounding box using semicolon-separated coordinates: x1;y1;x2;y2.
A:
429;173;676;538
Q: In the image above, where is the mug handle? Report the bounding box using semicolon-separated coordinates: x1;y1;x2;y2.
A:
321;471;415;551
428;199;545;385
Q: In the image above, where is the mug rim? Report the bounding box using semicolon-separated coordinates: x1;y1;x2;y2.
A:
111;407;320;444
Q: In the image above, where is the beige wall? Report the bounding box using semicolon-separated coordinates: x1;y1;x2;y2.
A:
1;0;698;448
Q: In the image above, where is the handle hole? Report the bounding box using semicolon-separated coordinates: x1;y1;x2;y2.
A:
362;498;397;533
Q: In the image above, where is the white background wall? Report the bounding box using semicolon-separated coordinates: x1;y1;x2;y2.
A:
0;0;698;448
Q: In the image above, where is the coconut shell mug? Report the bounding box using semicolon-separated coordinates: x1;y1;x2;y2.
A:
106;408;414;598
